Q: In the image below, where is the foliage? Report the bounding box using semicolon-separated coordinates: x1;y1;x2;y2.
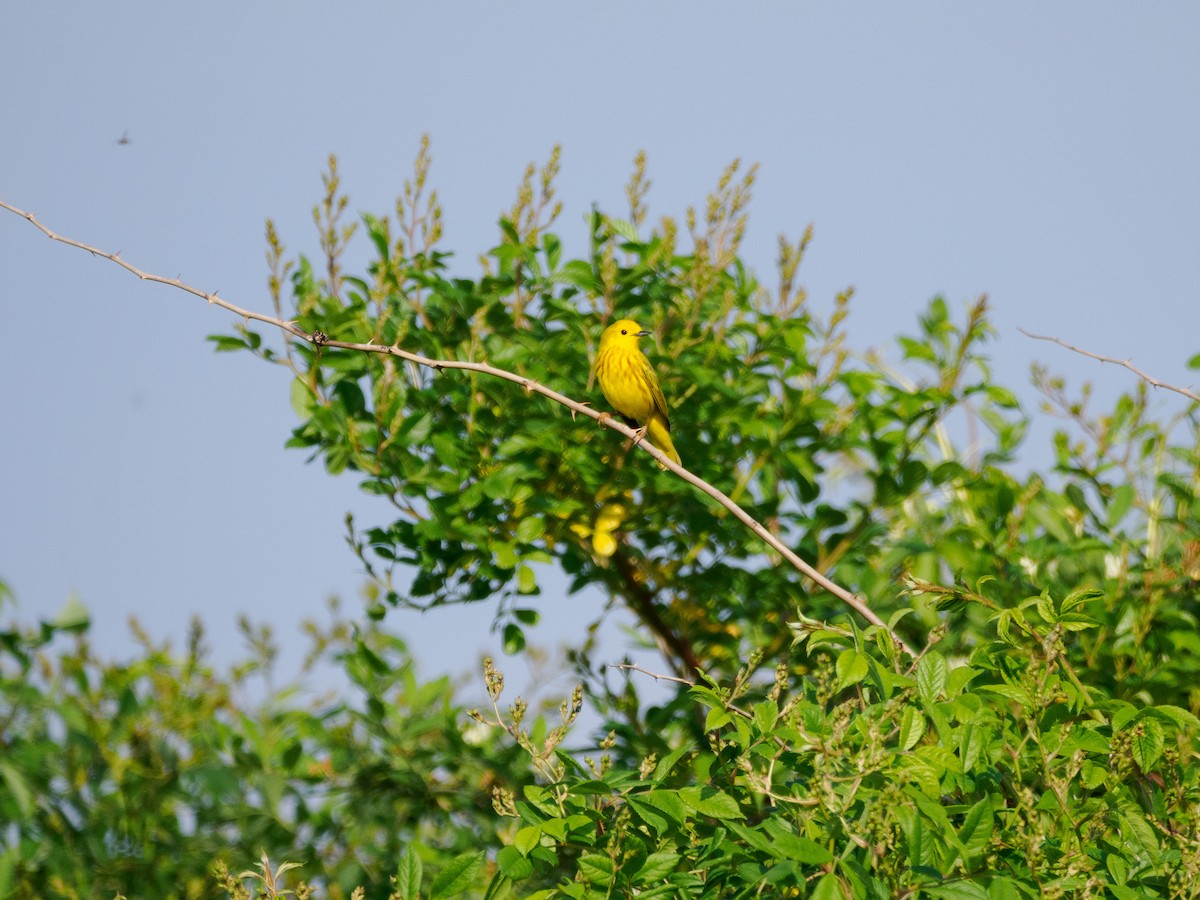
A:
3;140;1200;897
476;609;1200;898
219;141;1200;710
0;604;533;899
220;146;1019;681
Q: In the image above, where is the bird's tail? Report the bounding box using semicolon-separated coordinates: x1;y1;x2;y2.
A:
647;418;682;467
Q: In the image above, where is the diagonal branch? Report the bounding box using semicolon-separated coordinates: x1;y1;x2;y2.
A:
1;198;915;657
1020;328;1200;404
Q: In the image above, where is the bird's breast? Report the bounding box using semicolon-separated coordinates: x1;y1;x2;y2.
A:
596;348;656;421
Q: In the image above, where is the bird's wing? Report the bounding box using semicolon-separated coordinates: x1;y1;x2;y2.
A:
642;356;672;431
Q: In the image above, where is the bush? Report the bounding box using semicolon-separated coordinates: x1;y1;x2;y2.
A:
3;140;1198;897
0;605;533;898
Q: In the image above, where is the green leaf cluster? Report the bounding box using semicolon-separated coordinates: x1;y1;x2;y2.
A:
219;148;1041;682
4;142;1200;897
0;610;533;899
480;611;1200;897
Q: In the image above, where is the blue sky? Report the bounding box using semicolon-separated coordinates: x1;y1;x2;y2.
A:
2;5;1198;704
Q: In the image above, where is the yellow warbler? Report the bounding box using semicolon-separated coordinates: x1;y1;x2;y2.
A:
594;319;681;466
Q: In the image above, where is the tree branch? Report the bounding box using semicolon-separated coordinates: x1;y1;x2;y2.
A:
1020;328;1200;404
609;662;695;687
1;198;915;656
612;551;703;677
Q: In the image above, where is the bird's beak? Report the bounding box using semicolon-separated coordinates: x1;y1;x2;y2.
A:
636;330;652;337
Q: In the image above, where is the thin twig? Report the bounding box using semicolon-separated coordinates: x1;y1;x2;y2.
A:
0;198;915;656
1020;328;1200;403
610;662;695;687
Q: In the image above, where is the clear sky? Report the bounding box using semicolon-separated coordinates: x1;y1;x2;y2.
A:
3;5;1198;704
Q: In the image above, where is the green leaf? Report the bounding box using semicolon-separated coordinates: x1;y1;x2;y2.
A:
542;232;562;270
0;850;14;900
0;763;33;820
1035;591;1056;624
516;515;544;544
753;700;778;733
809;873;845;900
899;705;926;751
502;622;525;654
925;883;991;899
1080;760;1107;789
630;790;687;826
397;410;434;445
956;797;994;866
1148;704;1200;731
513;824;542;855
767;830;833;865
496;845;533;880
606;216;640;242
836;648;869;689
958;722;989;774
430;851;485;899
208;334;250;352
1105;853;1129;886
652;742;693;781
916;651;948;704
50;595;90;631
395;845;423;900
704;706;732;731
633;851;679;883
979;683;1034;707
517;564;537;594
627;796;670;835
679;786;743;820
483;873;513;900
1106;483;1134;527
290;377;314;417
985;385;1019;408
552;259;600;291
905;786;952;829
576;853;614;885
905;812;929;869
332;379;366;415
986;876;1027;900
1117;809;1160;856
512;608;539;626
945;666;980;698
726;820;781;857
1128;718;1165;772
1110;702;1140;731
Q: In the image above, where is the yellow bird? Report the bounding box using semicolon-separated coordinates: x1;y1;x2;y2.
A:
594;319;681;466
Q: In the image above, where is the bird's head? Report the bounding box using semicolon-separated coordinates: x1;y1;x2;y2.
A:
600;318;651;349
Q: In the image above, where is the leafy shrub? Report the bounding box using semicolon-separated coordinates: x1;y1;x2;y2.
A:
0;606;533;899
3;141;1199;897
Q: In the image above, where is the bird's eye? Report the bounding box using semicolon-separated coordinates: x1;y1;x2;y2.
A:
620;329;627;335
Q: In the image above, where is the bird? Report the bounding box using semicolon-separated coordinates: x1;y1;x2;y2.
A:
594;318;681;466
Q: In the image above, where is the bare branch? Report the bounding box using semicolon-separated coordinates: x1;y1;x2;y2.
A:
609;662;695;687
1;198;915;657
0;199;309;342
1020;328;1199;403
